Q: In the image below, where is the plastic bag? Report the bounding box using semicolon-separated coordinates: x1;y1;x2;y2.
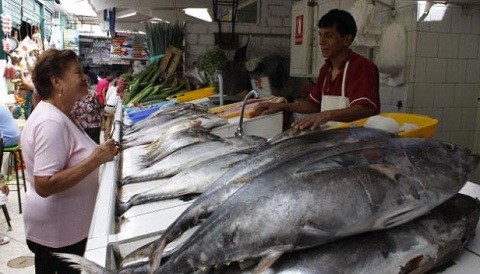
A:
350;0;382;47
375;22;407;76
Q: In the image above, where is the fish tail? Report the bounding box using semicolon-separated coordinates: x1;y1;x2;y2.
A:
54;253;114;273
467;154;480;174
116;198;132;217
149;238;167;272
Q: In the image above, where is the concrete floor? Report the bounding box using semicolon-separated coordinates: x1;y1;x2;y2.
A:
0;181;34;274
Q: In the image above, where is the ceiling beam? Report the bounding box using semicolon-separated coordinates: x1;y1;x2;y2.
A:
135;8;191;22
90;0;211;11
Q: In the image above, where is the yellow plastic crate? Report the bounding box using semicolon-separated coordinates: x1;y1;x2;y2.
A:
167;87;215;103
329;113;438;138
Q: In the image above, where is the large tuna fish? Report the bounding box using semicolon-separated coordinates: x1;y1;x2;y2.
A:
153;138;478;273
214;193;480;274
147;128;393;261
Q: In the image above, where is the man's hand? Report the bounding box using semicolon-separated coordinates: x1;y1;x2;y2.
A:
292;111;333;130
252;102;283;116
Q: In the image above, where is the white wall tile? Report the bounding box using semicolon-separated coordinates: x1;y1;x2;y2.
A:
438;33;459;58
380;84;393;105
454;83;477;107
416;32;438;57
187;23;209;34
407;31;416;57
472;14;480;34
417;20;430;32
425;58;447;83
382;104;397;112
450;130;474;148
340;0;356;10
451;6;472;34
434;83;455;107
198;35;214;45
392;85;408;109
422;107;444;131
413;82;435;108
458;35;479;59
413;57;427;82
433;131;450;142
462;108;477;131
466;60;480;83
442;108;463;131
446;59;467;83
185;34;198;45
405;83;415;108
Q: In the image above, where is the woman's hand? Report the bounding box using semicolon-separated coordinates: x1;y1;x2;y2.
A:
0;183;9;196
92;139;121;165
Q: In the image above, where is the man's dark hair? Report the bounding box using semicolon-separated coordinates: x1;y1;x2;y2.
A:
318;9;357;39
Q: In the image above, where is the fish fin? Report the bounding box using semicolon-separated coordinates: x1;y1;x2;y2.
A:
115;197;132;218
399;255;424;274
298;221;334;242
232;176;253;184
149;239;167;273
121;239;157;267
380;203;426;228
252;250;286;274
179;193;201;201
53;253;113;273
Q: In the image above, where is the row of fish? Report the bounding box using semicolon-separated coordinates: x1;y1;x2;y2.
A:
60;119;480;273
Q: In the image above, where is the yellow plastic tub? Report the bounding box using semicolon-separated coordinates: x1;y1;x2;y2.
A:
167;87;215;103
328;113;438;138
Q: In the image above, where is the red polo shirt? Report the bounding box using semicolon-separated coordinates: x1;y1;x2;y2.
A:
308;50;380;114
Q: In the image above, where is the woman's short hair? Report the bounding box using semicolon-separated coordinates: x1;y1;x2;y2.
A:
32;49;78;99
318;9;357;40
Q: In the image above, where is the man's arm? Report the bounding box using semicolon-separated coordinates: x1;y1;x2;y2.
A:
253;100;320;116
292;104;375;130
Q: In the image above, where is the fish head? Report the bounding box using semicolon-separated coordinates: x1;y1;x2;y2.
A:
411;141;480;196
437;141;480;176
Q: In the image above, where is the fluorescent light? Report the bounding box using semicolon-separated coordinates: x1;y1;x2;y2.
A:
184;8;212;22
61;0;97;17
417;1;446;22
117;12;137;19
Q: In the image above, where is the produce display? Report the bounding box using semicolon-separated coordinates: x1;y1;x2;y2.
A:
122;60;188;106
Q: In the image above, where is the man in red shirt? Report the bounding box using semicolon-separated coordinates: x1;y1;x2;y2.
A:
95;71;113;106
254;9;379;130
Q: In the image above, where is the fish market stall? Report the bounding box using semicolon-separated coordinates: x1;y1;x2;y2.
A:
83;103;480;273
84;102;283;269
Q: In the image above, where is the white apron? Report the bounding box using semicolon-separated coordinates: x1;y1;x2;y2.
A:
321;61;350;111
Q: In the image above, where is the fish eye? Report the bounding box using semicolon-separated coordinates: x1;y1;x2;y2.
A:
441;142;456;152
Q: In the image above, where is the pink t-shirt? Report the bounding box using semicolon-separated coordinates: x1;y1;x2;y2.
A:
21;101;99;248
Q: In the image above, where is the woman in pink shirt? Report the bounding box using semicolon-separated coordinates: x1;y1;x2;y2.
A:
21;49;120;273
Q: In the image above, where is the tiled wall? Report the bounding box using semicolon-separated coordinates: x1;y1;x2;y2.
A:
184;0;480;150
184;0;293;68
405;3;480;150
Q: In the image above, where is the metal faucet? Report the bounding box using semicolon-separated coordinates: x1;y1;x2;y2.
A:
235;89;259;137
